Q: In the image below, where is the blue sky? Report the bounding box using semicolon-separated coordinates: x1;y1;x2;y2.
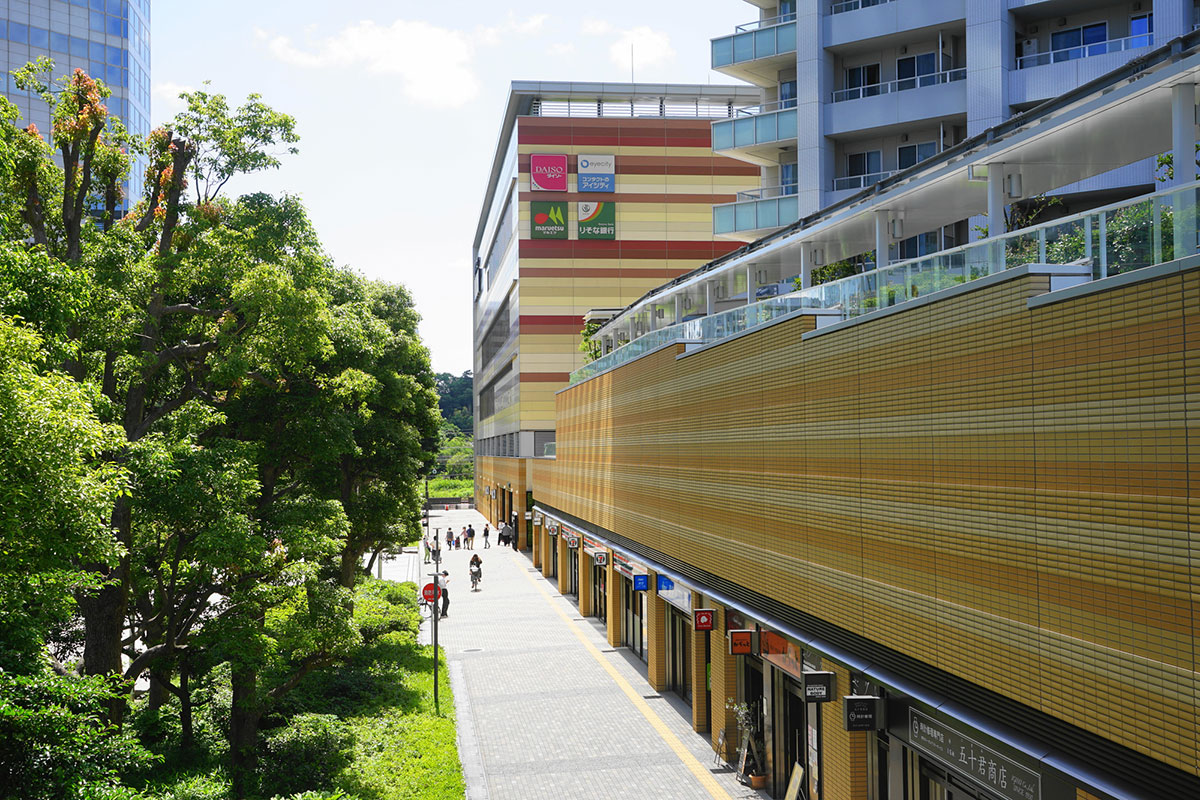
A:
151;1;752;374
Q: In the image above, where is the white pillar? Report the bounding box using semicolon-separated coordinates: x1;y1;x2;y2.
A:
874;209;889;270
649;305;658;332
1171;84;1196;188
706;282;715;315
673;295;681;324
746;265;754;305
987;163;1006;237
800;246;812;289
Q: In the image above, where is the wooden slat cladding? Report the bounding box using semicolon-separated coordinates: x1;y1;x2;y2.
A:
537;269;1200;778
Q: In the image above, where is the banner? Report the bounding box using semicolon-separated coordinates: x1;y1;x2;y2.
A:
577;201;615;239
530;153;568;191
578;154;615;192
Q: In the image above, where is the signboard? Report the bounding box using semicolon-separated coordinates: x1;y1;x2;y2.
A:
577;154;615;192
592;551;608;566
843;696;881;731
524;511;532;520
531;201;567;239
530;153;567;191
803;671;835;703
728;629;758;655
657;575;673;592
784;763;805;800
633;574;649;591
656;575;692;612
577;201;615;239
421;582;441;602
562;533;580;548
693;608;715;631
908;709;1041;800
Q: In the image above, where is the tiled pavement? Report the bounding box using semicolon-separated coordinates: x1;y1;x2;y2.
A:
397;508;767;800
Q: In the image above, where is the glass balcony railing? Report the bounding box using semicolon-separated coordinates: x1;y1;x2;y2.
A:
833;171;895;191
714;192;801;236
713;107;798;151
712;20;797;69
736;183;799;202
1016;33;1153;69
831;67;966;103
572;182;1200;385
830;0;895;15
736;12;797;32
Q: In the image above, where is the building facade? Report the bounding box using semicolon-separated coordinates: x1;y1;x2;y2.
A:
515;32;1200;800
710;0;1196;243
0;0;151;208
472;82;762;542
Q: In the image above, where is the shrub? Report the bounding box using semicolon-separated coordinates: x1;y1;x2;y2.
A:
151;772;229;800
259;713;355;797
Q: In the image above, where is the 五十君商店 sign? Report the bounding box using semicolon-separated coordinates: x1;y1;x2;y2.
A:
908;709;1040;800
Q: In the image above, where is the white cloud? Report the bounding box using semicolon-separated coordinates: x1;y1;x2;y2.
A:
257;14;549;109
549;43;575;57
152;81;194;118
581;21;676;75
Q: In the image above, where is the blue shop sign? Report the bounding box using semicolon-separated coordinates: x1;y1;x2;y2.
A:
657;575;673;592
633;574;649;591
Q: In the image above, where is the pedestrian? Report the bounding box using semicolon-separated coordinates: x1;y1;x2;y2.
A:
432;537;441;565
423;537;431;564
511;523;519;551
483;525;490;548
467;524;475;550
454;534;461;550
437;570;450;618
445;529;452;549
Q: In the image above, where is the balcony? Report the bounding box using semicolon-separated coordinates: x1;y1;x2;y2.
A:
825;0;962;49
713;184;801;239
1010;34;1154;106
711;16;797;87
830;0;895;14
825;68;966;136
576;181;1200;385
712;102;799;165
832;171;895;191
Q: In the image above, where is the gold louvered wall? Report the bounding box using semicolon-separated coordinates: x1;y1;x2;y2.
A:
534;267;1200;778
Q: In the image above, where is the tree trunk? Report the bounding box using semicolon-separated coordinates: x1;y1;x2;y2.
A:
79;496;131;723
229;665;261;800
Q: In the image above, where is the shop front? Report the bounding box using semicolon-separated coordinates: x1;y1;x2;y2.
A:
613;553;646;661
561;530;580;596
545;522;558;579
657;575;694;706
583;535;608;623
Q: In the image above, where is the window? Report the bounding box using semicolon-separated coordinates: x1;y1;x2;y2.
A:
779;79;797;109
847;150;882;177
897;52;937;90
845;63;881;99
1051;22;1107;61
1130;13;1153;47
780;162;798;193
897;141;937;170
779;0;796;21
896;232;940;260
9;22;28;44
50;31;68;53
30;27;48;51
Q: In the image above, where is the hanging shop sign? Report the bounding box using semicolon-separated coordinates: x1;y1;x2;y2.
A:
728;629;758;655
842;696;883;732
693;609;715;631
592;551;608;566
530;153;568;191
577;201;615;239
655;575;693;612
577;154;615;192
802;671;835;703
633;574;649;591
561;532;580;548
908;709;1041;800
531;201;567;239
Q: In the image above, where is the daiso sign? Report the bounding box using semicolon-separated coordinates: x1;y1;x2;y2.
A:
530;153;568;192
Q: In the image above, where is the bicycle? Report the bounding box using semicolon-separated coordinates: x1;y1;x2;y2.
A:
418;597;434;617
470;565;481;592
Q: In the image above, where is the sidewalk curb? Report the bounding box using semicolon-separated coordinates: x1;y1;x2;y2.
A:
450;659;490;800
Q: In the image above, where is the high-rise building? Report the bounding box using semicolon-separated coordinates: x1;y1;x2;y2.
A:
709;0;1192;247
0;0;151;207
472;81;761;542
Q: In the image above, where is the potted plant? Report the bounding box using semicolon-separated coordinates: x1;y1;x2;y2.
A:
727;698;767;789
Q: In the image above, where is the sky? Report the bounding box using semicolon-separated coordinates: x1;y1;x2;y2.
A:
150;1;753;375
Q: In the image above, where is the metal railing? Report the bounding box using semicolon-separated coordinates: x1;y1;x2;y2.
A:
831;67;965;103
833;171;895;191
572;181;1200;385
830;0;895;15
735;12;798;32
736;183;799;201
532;97;749;119
1016;33;1153;69
736;99;798;116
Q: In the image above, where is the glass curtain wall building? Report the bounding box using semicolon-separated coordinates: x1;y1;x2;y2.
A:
0;0;151;211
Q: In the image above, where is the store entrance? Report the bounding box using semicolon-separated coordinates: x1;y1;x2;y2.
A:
566;548;579;596
912;752;987;800
667;607;691;704
547;536;557;578
622;578;643;658
593;562;607;622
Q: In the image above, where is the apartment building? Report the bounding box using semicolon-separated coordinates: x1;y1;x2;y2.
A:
471;82;762;543
522;31;1200;800
709;0;1197;248
0;0;151;209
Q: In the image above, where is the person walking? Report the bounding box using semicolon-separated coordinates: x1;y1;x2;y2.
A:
483;525;490;549
510;523;520;551
437;570;450;618
467;524;475;550
422;537;431;564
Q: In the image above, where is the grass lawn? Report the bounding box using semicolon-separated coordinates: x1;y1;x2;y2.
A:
425;478;472;498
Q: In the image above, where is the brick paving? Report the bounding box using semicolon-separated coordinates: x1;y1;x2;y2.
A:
401;508;765;800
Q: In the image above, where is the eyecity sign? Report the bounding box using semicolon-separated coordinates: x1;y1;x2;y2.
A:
578;154;615;192
530;153;568;191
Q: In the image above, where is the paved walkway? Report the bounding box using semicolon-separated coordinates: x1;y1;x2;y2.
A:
394;508;765;800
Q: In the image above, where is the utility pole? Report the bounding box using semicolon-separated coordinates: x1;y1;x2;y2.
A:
429;530;441;715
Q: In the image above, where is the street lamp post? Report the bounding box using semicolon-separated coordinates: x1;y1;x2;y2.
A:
429;528;441;715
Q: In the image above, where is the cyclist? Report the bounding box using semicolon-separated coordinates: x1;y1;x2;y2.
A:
469;554;483;591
